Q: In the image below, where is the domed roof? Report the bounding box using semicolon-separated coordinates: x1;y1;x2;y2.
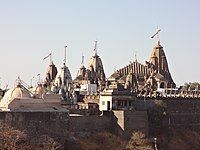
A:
32;84;44;95
11;85;31;99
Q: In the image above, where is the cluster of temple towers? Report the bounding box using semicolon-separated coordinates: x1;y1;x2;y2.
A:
43;41;106;102
42;38;176;102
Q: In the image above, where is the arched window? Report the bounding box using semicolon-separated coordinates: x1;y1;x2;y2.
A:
167;83;172;88
160;82;165;88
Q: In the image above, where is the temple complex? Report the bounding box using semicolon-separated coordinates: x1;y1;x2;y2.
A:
1;34;200;146
107;41;176;95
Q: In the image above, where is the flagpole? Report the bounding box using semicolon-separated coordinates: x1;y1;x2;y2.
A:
94;40;97;56
43;53;52;63
64;45;67;65
50;52;52;63
151;28;161;44
81;54;84;65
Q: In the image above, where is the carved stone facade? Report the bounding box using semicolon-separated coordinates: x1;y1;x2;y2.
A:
148;41;175;88
52;63;77;104
74;41;106;92
108;41;176;94
87;51;106;86
44;61;58;87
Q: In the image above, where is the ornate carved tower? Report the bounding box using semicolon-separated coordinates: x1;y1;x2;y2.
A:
149;41;175;88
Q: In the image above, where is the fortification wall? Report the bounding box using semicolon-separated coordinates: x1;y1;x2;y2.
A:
0;111;70;139
124;111;149;136
132;98;200;134
108;110;149;139
69;115;111;132
0;110;149;140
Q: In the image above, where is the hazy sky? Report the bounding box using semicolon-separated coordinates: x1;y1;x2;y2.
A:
0;0;200;88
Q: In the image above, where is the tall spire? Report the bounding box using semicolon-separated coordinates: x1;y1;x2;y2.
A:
93;40;98;56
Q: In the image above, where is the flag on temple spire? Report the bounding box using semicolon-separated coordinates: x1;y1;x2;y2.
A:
43;53;52;61
151;29;161;39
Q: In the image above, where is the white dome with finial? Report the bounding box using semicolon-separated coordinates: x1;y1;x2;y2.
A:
11;85;31;99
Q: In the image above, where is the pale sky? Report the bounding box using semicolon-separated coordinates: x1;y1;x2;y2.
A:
0;0;200;88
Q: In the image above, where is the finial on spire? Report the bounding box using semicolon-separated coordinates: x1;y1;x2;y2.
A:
81;54;84;66
134;51;138;62
151;27;161;44
16;76;21;86
64;45;67;65
94;40;98;56
50;51;52;63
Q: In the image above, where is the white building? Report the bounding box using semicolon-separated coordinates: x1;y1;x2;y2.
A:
79;84;97;95
99;89;136;111
0;80;64;111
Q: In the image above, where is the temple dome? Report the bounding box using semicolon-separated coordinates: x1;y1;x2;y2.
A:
29;84;47;98
33;84;44;95
10;85;31;99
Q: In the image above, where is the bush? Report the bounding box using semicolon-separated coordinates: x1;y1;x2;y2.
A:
0;123;60;150
125;132;153;150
